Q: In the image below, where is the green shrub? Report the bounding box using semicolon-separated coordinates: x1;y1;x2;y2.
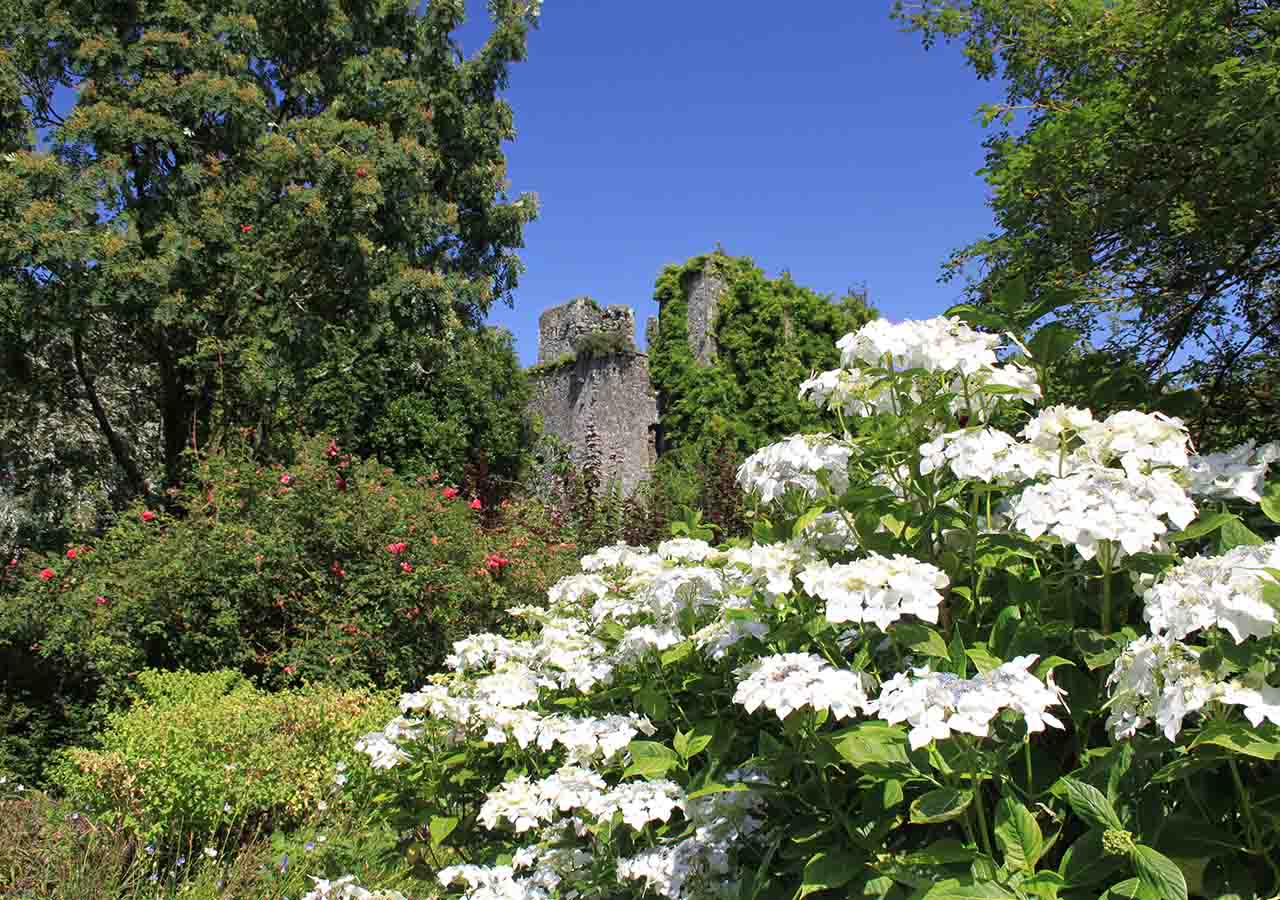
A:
49;669;396;843
0;437;581;782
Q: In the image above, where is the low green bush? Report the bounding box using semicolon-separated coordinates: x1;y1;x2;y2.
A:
0;437;581;782
49;669;396;844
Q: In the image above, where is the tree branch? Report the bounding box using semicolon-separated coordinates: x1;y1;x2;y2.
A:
71;330;147;498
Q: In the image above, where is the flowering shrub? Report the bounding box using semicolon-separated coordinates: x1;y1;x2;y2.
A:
0;438;579;782
339;313;1280;900
49;669;396;845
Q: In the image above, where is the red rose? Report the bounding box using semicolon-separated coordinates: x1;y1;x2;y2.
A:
355;167;368;178
326;439;339;458
485;553;510;572
335;476;348;492
400;562;413;574
331;560;346;578
66;548;77;560
95;595;110;607
441;486;459;500
469;498;482;511
386;542;407;555
240;224;253;234
39;568;55;582
279;473;292;485
141;510;157;522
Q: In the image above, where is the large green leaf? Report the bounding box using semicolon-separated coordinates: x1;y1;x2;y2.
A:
622;741;680;779
920;878;1017;899
830;722;922;775
1131;845;1188;900
1058;777;1124;830
1190;720;1280;760
994;796;1043;871
910;788;974;824
799;849;867;897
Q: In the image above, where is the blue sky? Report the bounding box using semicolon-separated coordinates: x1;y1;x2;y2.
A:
462;2;1006;365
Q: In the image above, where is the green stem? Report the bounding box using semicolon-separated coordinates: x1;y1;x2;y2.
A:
1024;740;1034;795
1100;541;1114;635
971;758;995;859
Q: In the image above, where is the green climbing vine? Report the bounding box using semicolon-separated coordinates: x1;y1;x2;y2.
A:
648;251;877;457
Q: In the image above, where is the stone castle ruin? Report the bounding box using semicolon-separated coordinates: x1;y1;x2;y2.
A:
526;266;726;494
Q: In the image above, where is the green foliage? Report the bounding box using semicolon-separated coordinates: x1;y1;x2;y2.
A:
648;251;876;457
0;781;432;899
0;0;540;497
894;0;1280;447
313;326;532;489
0;436;579;783
49;669;395;843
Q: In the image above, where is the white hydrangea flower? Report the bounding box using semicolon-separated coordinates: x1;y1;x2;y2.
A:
837;317;1003;376
799;366;901;417
1010;466;1197;560
302;875;407;900
1185;440;1280;504
1142;540;1280;643
1082;410;1190;478
721;541;815;600
1106;635;1222;741
691;616;770;660
614;624;684;663
545;572;610;610
1220;683;1280;729
437;864;550;900
919;427;1023;483
536;713;657;764
736;434;853;503
796;510;859;550
587;780;686;830
798;554;948;630
479;776;554;833
871;656;1066;750
733;652;872;721
657;537;720;562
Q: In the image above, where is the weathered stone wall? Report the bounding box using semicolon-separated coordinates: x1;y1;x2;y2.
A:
527;351;659;495
537;297;637;364
681;264;725;366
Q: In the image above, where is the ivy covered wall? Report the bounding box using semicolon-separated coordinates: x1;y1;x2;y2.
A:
648;251;877;457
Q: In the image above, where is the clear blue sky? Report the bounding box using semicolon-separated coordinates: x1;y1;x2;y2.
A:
461;2;1004;365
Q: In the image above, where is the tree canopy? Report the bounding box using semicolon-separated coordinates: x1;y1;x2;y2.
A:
895;0;1280;445
0;0;539;522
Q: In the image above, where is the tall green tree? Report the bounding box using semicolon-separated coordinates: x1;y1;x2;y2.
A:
0;0;539;502
895;0;1280;445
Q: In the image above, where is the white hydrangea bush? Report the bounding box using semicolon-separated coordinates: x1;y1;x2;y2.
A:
334;315;1280;900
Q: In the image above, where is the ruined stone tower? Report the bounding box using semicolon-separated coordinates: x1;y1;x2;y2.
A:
526;257;731;493
526;298;660;495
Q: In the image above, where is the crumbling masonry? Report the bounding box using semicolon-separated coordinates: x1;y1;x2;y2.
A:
526;267;726;494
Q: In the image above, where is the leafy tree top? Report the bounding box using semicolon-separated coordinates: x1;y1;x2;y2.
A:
0;0;540;486
894;0;1280;446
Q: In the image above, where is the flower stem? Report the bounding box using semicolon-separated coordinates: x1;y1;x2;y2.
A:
1099;541;1114;635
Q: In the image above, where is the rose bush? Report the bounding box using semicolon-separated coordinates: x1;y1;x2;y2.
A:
323;313;1280;900
0;437;580;783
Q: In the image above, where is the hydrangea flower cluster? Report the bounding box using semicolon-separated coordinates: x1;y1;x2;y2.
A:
1141;540;1280;643
1009;466;1196;559
798;554;947;629
1185;439;1280;504
733;652;873;721
302;876;406;900
735;434;852;503
1105;636;1280;741
872;656;1067;750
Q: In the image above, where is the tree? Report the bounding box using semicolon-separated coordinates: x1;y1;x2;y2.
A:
0;0;540;501
894;0;1280;446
